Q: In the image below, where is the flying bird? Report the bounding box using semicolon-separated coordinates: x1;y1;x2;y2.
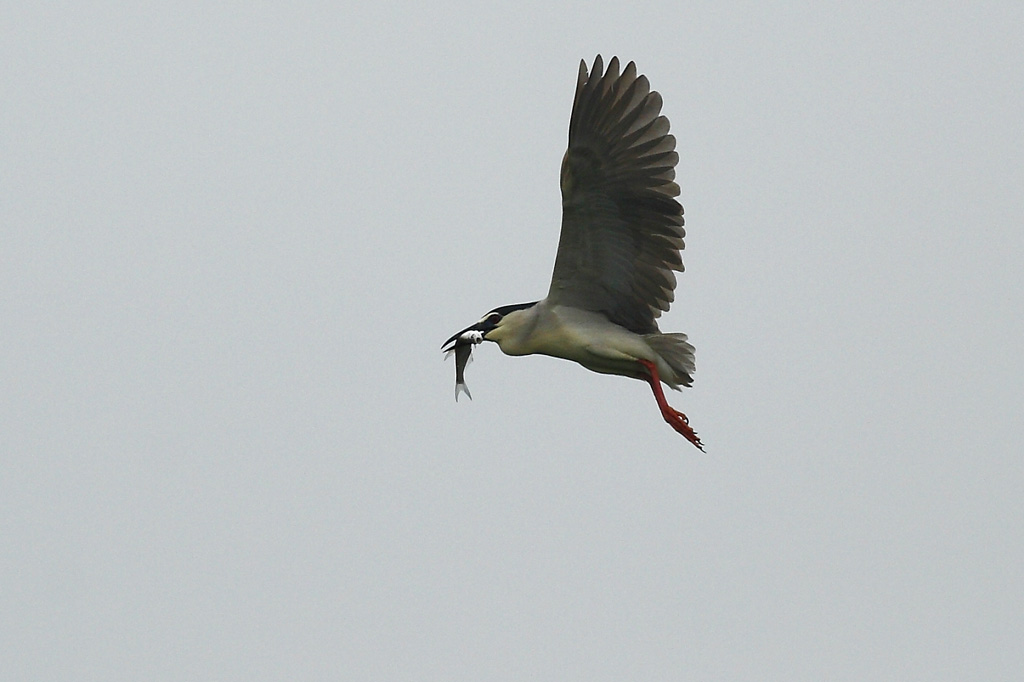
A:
443;56;703;450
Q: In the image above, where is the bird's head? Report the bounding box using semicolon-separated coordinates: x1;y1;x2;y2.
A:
441;301;539;354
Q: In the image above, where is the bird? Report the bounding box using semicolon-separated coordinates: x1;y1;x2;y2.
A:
442;55;703;451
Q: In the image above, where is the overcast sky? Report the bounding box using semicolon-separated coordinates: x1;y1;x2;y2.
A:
3;2;1022;680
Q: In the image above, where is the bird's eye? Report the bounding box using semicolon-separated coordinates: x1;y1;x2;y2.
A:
488;314;501;324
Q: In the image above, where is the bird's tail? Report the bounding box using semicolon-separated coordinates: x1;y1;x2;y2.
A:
644;332;695;389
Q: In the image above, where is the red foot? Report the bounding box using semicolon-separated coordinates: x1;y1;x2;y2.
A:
639;359;704;451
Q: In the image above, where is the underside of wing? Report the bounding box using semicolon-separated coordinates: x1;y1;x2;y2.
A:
547;55;685;335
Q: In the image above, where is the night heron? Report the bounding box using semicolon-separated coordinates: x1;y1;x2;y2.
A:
443;55;703;450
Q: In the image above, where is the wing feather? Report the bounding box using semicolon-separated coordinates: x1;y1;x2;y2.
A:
548;56;686;334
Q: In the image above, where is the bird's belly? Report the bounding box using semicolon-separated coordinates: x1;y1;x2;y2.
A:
528;307;655;379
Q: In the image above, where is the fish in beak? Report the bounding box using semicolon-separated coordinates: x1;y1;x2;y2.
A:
441;326;486;401
441;303;535;402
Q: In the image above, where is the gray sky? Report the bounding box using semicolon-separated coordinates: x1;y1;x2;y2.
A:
3;2;1022;680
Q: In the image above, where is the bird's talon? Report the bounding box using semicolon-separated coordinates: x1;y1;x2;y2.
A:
639;359;704;451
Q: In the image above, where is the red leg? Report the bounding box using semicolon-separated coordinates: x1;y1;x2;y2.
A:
638;359;704;451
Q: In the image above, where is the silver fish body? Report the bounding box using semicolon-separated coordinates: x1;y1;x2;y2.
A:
453;341;473;401
442;329;484;401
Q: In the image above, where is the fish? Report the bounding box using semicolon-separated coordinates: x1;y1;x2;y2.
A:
450;342;473;401
442;330;484;401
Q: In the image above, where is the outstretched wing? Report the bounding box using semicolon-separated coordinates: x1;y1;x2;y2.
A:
547;56;685;335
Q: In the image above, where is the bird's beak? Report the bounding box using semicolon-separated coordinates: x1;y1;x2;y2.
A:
441;328;469;353
441;320;494;353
